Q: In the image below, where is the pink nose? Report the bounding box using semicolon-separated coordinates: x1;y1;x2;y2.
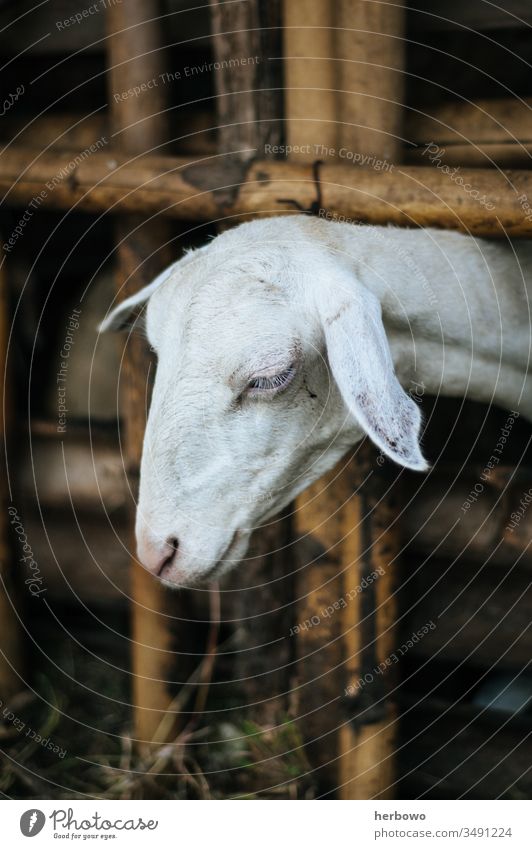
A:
137;531;179;577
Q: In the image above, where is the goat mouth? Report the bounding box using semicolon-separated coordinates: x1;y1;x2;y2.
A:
157;538;179;578
203;530;244;583
159;531;247;588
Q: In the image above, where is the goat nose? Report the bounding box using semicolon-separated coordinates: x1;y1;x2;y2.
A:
137;532;179;577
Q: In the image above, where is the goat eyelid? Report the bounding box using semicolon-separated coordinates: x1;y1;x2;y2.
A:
246;363;297;397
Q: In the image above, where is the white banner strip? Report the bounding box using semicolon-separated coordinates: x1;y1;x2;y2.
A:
2;799;531;848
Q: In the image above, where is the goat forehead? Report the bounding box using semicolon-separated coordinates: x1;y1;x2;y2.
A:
202;271;286;304
150;269;285;327
180;277;289;339
179;328;294;382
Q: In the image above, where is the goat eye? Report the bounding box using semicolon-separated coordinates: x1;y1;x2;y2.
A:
246;363;296;397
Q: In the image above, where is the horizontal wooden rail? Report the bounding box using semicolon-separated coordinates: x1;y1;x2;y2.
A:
2;147;532;235
407;98;532;147
405;97;532;167
0;110;215;155
404;560;532;668
405;142;532;168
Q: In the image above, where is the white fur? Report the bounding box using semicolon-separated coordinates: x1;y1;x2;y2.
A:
101;216;532;586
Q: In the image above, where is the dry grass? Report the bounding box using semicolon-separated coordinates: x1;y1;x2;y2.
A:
0;611;314;800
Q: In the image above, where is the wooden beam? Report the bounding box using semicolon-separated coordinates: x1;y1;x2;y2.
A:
0;110;215;156
2;147;531;236
406;142;532;169
404;97;532;167
406;98;532;147
18;429;128;513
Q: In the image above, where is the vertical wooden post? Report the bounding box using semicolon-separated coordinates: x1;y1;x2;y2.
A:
336;0;405;161
293;465;351;790
338;444;400;799
105;1;184;748
209;0;295;739
295;459;401;799
285;0;405;798
0;257;23;702
283;0;337;159
209;0;283;159
334;0;405;800
283;0;405;163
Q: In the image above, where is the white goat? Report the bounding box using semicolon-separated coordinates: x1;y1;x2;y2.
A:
101;215;532;586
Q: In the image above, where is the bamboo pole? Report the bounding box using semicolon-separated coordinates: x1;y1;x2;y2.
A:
283;0;405;162
4;95;532;167
335;0;405;161
407;97;532;146
283;0;351;796
283;0;338;159
404;97;532;167
281;1;346;793
338;444;400;799
293;450;401;797
293;464;352;791
286;0;404;798
209;0;283;159
0;110;215;155
0;255;23;702
106;0;187;748
1;146;531;236
334;0;405;802
405;142;532;168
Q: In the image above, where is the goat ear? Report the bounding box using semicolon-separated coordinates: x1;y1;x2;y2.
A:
318;282;428;471
98;285;153;332
98;261;179;332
